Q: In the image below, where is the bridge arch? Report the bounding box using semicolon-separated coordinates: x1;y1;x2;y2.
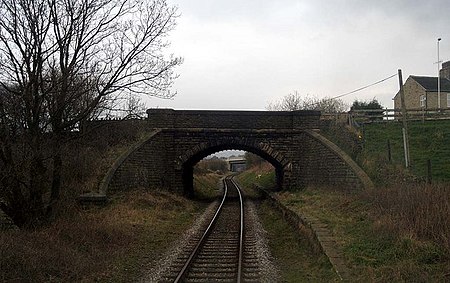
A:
180;141;289;196
86;109;373;201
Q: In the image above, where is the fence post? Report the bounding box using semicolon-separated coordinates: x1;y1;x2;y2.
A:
398;69;411;168
387;139;392;162
427;159;432;184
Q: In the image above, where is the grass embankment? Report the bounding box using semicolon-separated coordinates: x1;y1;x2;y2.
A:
278;185;450;281
237;168;339;282
1;136;220;282
0;188;203;282
193;172;223;200
237;162;277;190
238;166;450;281
361;120;450;183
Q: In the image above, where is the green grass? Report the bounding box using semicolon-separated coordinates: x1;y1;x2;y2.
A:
238;163;450;281
276;187;450;282
230;119;450;281
258;200;338;282
361;119;450;181
236;167;276;190
236;170;338;281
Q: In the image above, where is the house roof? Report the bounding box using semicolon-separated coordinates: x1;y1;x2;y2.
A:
411;76;450;92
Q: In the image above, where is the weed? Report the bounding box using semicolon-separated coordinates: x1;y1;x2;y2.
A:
0;188;201;282
258;199;338;282
366;184;450;258
193;172;222;200
276;184;450;281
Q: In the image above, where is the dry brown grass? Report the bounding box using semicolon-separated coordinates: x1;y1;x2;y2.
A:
367;183;450;257
193;172;223;200
275;182;450;281
0;127;203;282
0;188;201;282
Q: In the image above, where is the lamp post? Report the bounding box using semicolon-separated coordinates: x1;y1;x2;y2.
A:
437;38;442;109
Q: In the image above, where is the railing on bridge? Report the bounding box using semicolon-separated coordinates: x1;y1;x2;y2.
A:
321;107;450;127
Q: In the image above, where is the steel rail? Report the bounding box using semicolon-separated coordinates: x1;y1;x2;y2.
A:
173;176;245;282
173;177;230;283
231;177;244;283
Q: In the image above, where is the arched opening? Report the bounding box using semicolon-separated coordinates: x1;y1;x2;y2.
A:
182;144;284;198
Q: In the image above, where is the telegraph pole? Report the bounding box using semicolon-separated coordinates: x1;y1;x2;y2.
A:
437;38;442;109
398;69;410;167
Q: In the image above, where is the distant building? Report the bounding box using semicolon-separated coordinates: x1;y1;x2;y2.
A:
227;157;246;172
394;61;450;110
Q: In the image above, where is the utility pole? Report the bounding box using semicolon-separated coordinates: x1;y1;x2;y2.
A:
437;38;442;109
398;69;410;168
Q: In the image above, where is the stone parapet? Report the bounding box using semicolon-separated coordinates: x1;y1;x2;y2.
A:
146;109;320;130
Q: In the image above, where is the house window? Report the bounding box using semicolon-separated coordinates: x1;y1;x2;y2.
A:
447;93;450;108
420;95;426;108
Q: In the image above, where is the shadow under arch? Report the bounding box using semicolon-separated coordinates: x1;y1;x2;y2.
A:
181;143;286;198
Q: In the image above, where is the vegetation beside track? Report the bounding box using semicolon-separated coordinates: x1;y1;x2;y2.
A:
257;200;338;281
237;168;339;282
193;172;223;200
237;162;277;189
237;167;450;282
0;188;205;282
0;146;226;283
0;136;222;282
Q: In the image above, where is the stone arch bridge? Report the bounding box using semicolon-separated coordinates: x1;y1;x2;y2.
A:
85;109;373;199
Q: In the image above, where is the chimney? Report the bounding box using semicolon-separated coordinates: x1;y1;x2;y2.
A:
440;61;450;80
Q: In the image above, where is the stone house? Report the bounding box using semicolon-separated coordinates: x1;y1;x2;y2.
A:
394;61;450;110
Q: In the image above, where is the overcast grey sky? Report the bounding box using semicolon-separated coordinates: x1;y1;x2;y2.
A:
149;0;450;110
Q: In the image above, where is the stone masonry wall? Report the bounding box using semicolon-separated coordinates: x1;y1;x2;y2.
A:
108;131;176;192
92;109;372;196
403;77;425;109
295;131;364;189
146;109;320;130
105;128;372;195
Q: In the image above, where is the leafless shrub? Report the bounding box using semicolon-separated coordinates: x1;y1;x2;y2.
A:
267;91;348;113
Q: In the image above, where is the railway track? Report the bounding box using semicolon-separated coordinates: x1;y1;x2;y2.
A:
161;176;261;283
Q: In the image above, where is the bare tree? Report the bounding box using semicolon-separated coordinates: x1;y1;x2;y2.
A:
315;97;349;114
267;91;305;111
267;91;348;113
122;95;147;118
99;94;148;119
0;0;181;226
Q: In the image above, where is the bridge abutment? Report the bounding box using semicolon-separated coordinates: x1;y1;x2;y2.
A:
92;109;373;197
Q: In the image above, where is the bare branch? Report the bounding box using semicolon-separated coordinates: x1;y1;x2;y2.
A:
267;91;349;113
0;0;181;225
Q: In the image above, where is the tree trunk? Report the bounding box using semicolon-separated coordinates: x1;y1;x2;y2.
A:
28;145;46;226
47;134;63;218
50;151;62;202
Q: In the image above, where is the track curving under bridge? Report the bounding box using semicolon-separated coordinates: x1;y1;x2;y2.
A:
160;176;264;283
